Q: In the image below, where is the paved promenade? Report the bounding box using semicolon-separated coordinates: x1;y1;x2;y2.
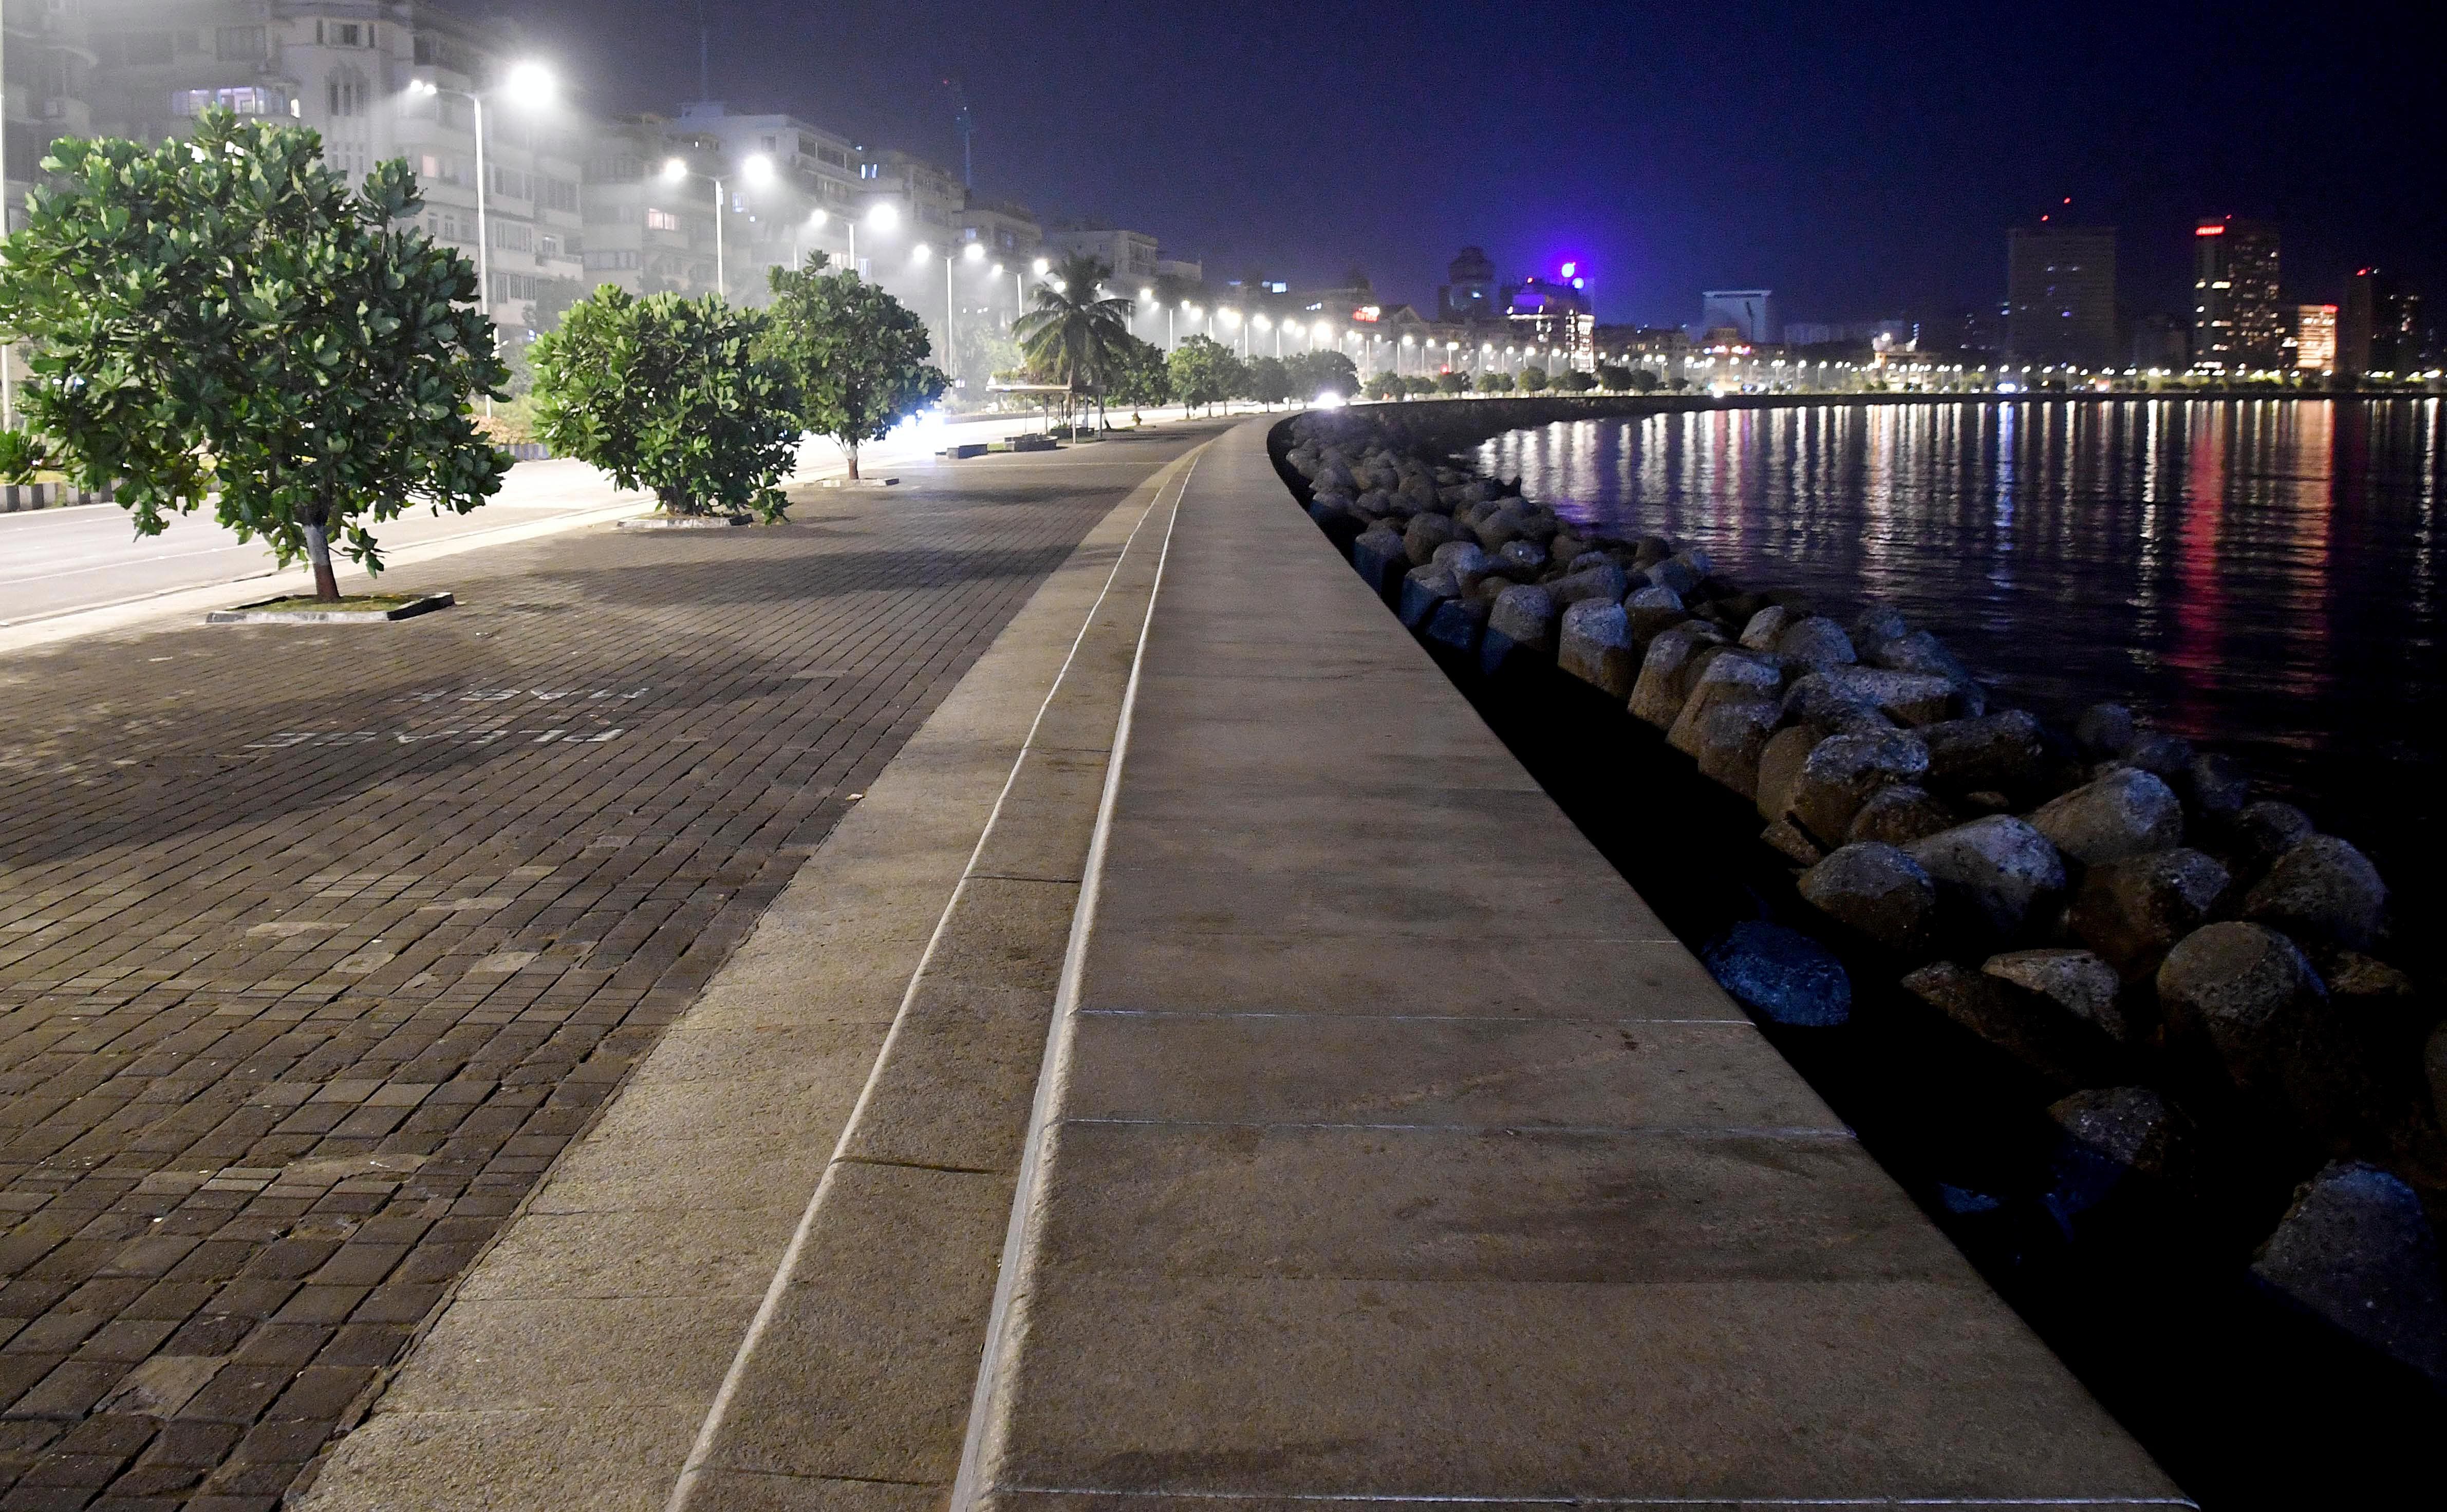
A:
0;423;1226;1508
6;411;2192;1510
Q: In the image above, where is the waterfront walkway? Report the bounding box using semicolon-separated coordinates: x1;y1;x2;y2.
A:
957;421;2187;1507
3;415;2188;1509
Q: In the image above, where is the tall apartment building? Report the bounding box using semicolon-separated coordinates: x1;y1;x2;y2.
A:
2294;304;2338;372
3;0;96;234
578;116;719;299
1045;225;1160;284
2006;224;2117;368
665;103;862;296
958;199;1046;334
2191;218;2283;371
2340;267;2424;377
73;2;584;342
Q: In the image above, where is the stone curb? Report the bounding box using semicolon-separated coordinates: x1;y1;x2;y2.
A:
204;591;456;623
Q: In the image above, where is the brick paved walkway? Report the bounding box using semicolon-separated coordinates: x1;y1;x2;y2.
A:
0;430;1217;1510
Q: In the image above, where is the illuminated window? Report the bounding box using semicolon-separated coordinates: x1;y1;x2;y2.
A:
171;86;279;117
646;209;680;232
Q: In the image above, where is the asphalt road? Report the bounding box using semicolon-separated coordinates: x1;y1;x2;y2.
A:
0;408;1216;629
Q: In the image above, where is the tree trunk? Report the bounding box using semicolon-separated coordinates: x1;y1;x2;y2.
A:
846;443;861;481
303;519;339;601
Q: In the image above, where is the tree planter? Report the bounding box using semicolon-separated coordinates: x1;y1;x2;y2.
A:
614;515;753;530
207;592;453;623
819;477;900;489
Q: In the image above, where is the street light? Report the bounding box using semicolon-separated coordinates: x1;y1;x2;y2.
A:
406;62;556;413
662;149;770;296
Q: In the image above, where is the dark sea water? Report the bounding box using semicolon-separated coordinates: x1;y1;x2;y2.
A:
1480;398;2447;978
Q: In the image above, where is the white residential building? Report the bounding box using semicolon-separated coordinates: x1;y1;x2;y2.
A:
78;1;585;341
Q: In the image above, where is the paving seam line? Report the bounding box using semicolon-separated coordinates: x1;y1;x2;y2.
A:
946;447;1202;1512
664;443;1208;1512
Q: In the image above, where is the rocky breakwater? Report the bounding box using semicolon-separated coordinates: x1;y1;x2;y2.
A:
1277;408;2447;1395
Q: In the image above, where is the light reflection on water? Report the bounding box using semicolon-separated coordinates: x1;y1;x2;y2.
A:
1479;399;2447;954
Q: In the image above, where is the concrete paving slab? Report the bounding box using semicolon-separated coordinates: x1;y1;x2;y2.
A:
681;1469;945;1512
378;1295;758;1412
692;1162;1014;1485
295;1405;702;1512
455;1208;783;1301
1072;934;1722;1017
983;1272;2180;1503
835;981;1070;1175
968;752;1112;882
521;1130;837;1217
1058;1015;1840;1130
1029;1122;1939;1282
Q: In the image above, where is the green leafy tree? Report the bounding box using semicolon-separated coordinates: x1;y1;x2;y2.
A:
531;285;797;516
1105;334;1173;409
1478;371;1516;394
1245;355;1293;409
1286;349;1360;400
1518;366;1552;393
1363;372;1403;402
951;317;1020;403
757;263;947;481
1595;364;1633;392
1435;371;1471;395
1631;368;1663;393
1560;369;1599;393
0;110;508;599
1013;253;1133;426
0;427;48;482
1168;334;1243;415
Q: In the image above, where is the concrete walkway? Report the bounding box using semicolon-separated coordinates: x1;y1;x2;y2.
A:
955;419;2191;1508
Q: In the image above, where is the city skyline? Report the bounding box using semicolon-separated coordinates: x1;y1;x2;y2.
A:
493;0;2439;330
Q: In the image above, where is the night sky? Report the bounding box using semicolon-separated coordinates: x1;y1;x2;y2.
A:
491;0;2441;332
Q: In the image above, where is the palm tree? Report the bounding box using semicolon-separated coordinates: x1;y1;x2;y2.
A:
1013;254;1133;432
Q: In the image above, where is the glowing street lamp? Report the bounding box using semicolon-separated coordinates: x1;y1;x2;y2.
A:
406;61;556;411
662;149;772;295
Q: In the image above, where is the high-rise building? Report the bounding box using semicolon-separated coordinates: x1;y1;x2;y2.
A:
664;103;863;295
2340;268;2424;376
2191;218;2283;371
3;1;94;235
1439;247;1497;322
1700;289;1777;346
1045;225;1159;282
577;116;720;300
78;1;587;341
2005;224;2117;367
2295;305;2338;372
